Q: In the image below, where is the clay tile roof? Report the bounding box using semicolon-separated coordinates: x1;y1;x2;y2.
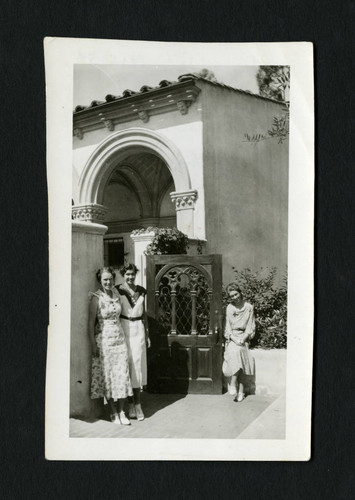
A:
178;72;283;103
75;105;87;112
105;94;120;102
140;85;154;92
177;73;199;82
90;100;105;107
122;89;137;98
158;79;173;87
73;72;283;114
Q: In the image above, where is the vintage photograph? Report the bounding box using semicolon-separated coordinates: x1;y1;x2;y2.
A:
45;39;313;460
71;63;289;438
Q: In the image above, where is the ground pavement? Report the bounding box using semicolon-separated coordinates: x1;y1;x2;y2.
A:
70;349;286;439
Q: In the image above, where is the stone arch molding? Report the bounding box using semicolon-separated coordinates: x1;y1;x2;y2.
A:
78;128;192;205
73;127;199;237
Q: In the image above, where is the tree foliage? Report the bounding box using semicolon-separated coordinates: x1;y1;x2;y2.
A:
245;66;290;144
197;68;218;82
256;66;290;102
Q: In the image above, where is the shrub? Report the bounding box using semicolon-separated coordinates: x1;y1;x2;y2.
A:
223;267;287;349
131;227;189;256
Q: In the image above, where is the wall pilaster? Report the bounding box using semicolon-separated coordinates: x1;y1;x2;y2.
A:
130;231;155;288
70;220;107;418
170;189;198;238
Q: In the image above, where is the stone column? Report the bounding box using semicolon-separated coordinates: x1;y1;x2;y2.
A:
130;231;155;288
170;189;198;238
70;203;108;418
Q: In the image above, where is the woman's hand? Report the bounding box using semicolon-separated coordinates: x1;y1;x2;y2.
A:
231;335;244;346
146;337;151;348
241;334;249;344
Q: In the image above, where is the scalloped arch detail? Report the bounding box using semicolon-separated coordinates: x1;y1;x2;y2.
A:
78;128;192;205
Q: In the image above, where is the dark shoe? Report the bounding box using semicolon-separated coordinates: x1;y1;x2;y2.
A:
128;404;137;419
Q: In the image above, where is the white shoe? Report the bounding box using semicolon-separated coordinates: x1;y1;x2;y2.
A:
119;411;131;425
228;384;237;396
235;392;245;402
111;413;121;425
135;404;145;421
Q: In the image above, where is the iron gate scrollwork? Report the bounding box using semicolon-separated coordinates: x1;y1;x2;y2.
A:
156;265;212;336
147;254;223;394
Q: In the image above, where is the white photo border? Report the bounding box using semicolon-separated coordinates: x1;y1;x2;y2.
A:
45;38;314;461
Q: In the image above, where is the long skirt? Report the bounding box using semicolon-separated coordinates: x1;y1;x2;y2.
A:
222;340;255;378
91;322;133;401
120;318;147;389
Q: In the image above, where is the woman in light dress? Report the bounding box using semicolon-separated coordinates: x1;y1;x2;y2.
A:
116;263;150;421
222;283;256;402
88;267;132;425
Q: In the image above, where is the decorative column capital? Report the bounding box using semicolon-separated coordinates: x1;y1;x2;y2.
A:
72;203;108;223
170;190;198;211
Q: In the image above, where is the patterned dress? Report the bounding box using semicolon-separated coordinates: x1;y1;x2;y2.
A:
222;302;256;377
90;288;133;401
116;284;147;389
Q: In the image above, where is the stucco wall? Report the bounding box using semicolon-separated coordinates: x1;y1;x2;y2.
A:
70;222;107;417
200;82;289;285
72;107;205;238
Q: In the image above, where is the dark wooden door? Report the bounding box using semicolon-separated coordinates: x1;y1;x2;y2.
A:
146;254;223;394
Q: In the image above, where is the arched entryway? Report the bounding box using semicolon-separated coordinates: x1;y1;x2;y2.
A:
101;151;177;276
78;128;191;203
74;128;198;239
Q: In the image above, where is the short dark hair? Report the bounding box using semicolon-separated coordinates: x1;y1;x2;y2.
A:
119;262;139;277
96;267;116;283
226;283;243;299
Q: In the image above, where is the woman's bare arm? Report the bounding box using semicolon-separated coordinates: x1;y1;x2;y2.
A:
88;296;98;356
142;295;150;348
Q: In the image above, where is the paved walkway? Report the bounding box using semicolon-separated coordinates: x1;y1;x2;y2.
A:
70;350;286;439
70;391;285;439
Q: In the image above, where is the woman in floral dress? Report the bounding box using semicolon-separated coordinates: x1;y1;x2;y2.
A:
88;267;132;425
116;263;150;421
222;283;256;402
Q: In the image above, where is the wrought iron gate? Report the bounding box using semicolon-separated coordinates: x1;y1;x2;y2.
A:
146;254;223;394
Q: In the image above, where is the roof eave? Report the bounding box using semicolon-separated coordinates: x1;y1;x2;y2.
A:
73;79;201;139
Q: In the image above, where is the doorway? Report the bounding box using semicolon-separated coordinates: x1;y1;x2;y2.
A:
101;151;176;272
146;254;223;394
